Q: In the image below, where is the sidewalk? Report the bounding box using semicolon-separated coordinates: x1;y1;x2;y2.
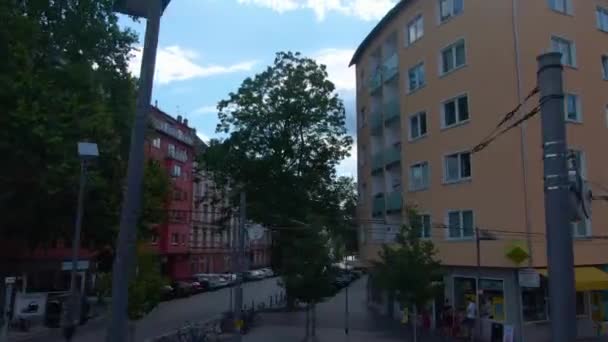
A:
244;277;445;342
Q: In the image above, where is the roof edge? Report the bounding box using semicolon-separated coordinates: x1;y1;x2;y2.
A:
349;0;411;67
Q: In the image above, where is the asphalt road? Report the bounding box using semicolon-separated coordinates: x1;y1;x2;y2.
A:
13;277;283;342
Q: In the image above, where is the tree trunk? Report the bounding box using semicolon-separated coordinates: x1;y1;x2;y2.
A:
412;305;417;342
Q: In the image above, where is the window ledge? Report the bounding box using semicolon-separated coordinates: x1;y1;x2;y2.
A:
599;28;608;34
407;84;427;96
409;133;428;143
445;237;475;242
405;38;423;49
438;13;463;26
439;64;468;79
443;178;472;186
564;64;578;70
549;9;574;17
573;236;593;241
566;119;583;125
441;119;470;132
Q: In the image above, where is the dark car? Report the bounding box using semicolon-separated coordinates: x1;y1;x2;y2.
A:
171;281;193;298
189;280;208;294
160;285;174;301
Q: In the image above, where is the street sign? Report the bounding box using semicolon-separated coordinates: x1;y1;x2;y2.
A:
246;224;265;241
4;277;15;285
518;268;540;288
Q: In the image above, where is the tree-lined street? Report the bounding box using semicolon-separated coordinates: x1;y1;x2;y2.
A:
15;278;282;342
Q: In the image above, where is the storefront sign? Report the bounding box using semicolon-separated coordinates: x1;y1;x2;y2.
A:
518;268;540;288
14;292;47;318
503;324;514;342
4;277;16;284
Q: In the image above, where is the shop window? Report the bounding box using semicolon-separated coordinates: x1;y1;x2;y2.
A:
479;279;505;321
453;277;477;311
522;277;549;321
576;292;587;316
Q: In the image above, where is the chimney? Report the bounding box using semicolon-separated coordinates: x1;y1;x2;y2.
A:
177;115;182;123
183;118;188;126
154;100;158;107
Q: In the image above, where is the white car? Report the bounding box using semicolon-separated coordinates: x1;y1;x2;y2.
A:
259;268;274;278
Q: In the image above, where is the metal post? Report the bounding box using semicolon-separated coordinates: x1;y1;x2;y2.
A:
305;304;310;339
0;281;13;342
63;161;88;340
344;286;349;335
233;192;246;341
311;303;316;337
475;227;481;341
106;1;162;341
413;305;418;342
537;52;576;342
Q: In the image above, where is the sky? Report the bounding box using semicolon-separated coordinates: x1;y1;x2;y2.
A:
120;0;399;178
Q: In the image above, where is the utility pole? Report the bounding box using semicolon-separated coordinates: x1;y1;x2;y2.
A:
233;192;246;341
344;286;349;335
106;1;162;341
537;52;577;342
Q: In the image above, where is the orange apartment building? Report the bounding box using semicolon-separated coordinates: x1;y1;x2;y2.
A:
352;0;608;340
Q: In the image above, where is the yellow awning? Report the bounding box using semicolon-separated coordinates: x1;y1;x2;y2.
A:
537;267;608;291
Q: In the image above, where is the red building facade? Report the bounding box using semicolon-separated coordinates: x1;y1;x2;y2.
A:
146;107;195;280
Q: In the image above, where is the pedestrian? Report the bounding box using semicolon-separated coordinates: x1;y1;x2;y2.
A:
439;300;453;339
463;298;477;341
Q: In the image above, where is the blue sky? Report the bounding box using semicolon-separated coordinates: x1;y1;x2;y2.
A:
120;0;398;177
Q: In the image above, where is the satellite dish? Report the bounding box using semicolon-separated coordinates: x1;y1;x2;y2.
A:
246;224;265;241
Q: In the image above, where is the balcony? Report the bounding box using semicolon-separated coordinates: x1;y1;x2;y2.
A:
383;99;400;123
371;153;384;173
167;149;188;162
382;53;399;83
368;70;382;94
384;146;401;168
372;194;385;217
386;191;402;213
151;118;194;146
370;111;383;135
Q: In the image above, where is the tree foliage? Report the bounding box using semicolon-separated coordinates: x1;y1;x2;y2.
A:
201;51;353;302
0;0;138;248
372;207;442;310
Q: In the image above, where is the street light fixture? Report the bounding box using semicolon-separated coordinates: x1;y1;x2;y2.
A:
63;142;98;341
107;1;171;341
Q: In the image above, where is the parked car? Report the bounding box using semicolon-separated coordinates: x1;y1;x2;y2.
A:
189;280;208;294
160;285;174;301
258;268;274;278
171;281;193;297
222;273;237;285
244;270;265;281
194;274;227;290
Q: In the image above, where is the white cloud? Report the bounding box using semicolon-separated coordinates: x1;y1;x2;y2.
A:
237;0;397;21
336;141;357;179
314;48;356;91
193;105;218;115
196;131;212;143
129;45;258;84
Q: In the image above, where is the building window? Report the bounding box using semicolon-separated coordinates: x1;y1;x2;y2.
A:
413;214;432;238
441;39;466;74
548;0;572;14
152;137;161;148
409;162;429;191
171;164;182;178
602;56;608;80
409;111;427;140
407;15;424;45
447;210;474;239
408;63;426;92
168;143;176;156
551;36;576;67
598;7;608;32
565;93;582;122
444;152;471;183
442;95;469;128
439;0;463;22
171;233;179;245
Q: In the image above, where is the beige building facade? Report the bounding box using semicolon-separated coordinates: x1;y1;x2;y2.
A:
352;0;608;340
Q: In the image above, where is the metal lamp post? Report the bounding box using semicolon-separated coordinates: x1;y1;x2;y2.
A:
475;228;497;342
107;1;171;341
63;142;99;341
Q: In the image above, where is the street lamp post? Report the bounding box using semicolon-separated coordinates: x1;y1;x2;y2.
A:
107;1;170;341
63;142;98;341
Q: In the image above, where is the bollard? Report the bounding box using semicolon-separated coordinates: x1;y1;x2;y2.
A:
269;295;273;307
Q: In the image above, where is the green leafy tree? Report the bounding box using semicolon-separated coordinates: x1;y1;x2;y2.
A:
372;207;442;338
201;51;353;303
127;246;165;320
0;0;137;248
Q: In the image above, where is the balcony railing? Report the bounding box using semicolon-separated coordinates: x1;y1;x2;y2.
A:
370;110;383;135
167;149;188;162
368;69;382;94
383;99;400;123
151;118;194;146
386;191;403;212
382;53;399;82
372;194;385;217
384;145;401;167
372;153;384;173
